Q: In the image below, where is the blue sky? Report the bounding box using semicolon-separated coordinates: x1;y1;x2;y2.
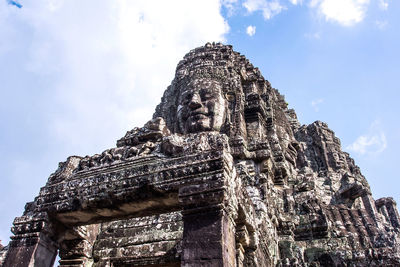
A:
0;0;398;245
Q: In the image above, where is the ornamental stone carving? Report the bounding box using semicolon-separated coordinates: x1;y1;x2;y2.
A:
1;43;399;267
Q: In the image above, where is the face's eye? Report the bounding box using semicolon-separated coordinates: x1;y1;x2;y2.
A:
180;92;192;104
225;92;235;102
200;89;213;101
202;93;213;100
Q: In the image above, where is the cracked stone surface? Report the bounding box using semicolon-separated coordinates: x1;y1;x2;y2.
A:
1;43;399;267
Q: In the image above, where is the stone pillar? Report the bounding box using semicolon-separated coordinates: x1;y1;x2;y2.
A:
236;224;250;267
236;243;245;267
3;213;57;267
181;206;236;267
178;172;237;267
376;197;400;229
362;194;381;224
385;199;400;228
58;224;100;267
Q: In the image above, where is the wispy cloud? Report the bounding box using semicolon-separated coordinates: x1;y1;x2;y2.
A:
304;32;321;39
311;98;324;111
378;0;388;10
246;25;256;36
221;0;240;16
289;0;303;5
310;0;370;26
0;0;230;243
346;120;387;155
0;0;229;151
243;0;286;20
232;0;376;27
375;20;388;30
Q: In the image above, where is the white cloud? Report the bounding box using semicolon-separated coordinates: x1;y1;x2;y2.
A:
243;0;286;19
346;120;387;155
0;0;230;244
311;98;324;111
241;0;371;25
310;0;370;26
0;0;229;152
304;32;321;39
246;25;256;36
375;19;388;30
378;0;388;10
221;0;239;15
289;0;303;5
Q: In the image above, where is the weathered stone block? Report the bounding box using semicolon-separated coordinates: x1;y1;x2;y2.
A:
2;42;399;267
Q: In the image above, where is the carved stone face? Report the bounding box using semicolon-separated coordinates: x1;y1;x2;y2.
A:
177;79;226;134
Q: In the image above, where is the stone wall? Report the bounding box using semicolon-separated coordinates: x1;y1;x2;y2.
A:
1;43;399;267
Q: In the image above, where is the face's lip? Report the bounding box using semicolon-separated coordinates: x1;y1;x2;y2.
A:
190;110;208;116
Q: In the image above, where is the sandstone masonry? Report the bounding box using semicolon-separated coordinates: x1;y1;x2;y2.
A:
1;43;399;266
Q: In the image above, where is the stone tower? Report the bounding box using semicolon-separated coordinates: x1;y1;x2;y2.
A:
1;43;399;266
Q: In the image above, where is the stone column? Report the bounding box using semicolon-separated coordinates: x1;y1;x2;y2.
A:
362;194;381;224
181;206;236;267
58;224;100;267
2;212;57;267
235;224;250;267
376;197;400;229
179;176;237;267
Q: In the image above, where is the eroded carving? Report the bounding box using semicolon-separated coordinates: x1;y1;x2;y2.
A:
2;42;399;267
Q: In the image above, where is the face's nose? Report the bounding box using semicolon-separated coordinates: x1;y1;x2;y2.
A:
188;92;202;109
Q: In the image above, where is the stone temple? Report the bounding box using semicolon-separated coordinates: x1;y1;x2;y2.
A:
1;43;400;267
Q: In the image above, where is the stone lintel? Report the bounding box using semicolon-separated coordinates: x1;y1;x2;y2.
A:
35;150;231;226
